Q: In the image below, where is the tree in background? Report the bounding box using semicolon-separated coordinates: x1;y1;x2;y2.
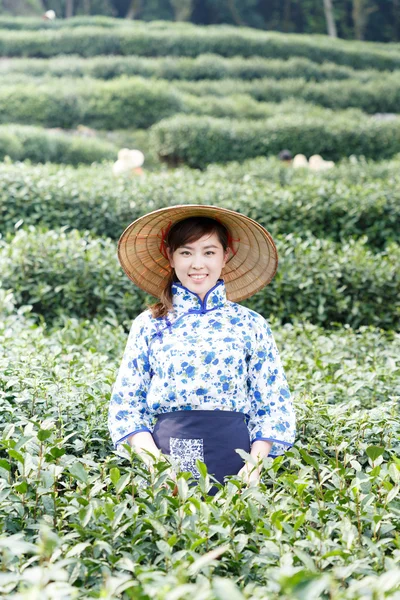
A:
2;0;400;42
170;0;193;21
352;0;377;39
323;0;337;36
65;0;73;17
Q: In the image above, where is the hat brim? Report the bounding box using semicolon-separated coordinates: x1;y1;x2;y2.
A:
118;204;278;302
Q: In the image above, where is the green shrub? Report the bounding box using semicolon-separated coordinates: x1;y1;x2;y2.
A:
175;74;400;114
0;78;183;130
151;114;400;168
0;16;129;30
1;26;400;70
0;54;384;82
1;160;399;249
1;228;398;329
0;125;116;164
1;72;400;125
1;75;371;129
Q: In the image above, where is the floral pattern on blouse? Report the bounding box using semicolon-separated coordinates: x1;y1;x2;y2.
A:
108;279;296;458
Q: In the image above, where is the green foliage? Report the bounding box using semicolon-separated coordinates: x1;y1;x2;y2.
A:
0;53;387;82
175;73;400;114
0;73;380;129
0;16;121;28
0;291;399;597
1;158;400;249
1;227;398;329
0;125;117;164
0;77;183;129
1;24;400;69
151;114;400;168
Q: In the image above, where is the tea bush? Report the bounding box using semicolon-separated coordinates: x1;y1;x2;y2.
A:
1;75;377;129
151;114;400;168
0;290;399;598
0;125;117;165
0;54;385;82
1;25;400;70
1;228;398;329
0;78;183;130
1;74;400;129
0;15;131;30
1;160;399;249
175;74;400;114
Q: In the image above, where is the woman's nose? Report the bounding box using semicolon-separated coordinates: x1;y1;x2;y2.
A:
191;254;205;268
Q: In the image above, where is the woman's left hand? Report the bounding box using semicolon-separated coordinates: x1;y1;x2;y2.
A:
238;440;273;486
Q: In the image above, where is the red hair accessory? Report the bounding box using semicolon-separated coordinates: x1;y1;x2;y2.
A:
157;221;172;260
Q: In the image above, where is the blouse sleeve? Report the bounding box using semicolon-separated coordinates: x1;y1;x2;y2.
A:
108;312;153;453
246;316;296;457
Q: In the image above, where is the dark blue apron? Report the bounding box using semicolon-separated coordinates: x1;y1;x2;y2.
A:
152;410;250;494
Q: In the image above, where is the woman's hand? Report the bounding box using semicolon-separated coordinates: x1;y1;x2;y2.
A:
237;461;260;485
238;440;273;486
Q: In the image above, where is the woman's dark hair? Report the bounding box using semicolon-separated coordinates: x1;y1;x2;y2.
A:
149;216;229;318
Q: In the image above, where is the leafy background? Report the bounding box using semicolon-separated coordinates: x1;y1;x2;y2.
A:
0;14;399;600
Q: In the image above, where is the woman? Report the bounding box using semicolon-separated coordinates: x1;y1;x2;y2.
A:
108;205;296;491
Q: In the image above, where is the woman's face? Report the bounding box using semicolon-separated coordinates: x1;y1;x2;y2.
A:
168;232;229;301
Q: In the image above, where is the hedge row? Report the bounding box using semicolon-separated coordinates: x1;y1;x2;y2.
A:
0;76;388;131
0;125;116;165
0;16;131;30
0;54;384;83
1;26;400;69
1;228;398;329
1;161;399;250
175;74;400;114
203;154;400;187
1;74;399;131
0;78;183;130
151;114;400;168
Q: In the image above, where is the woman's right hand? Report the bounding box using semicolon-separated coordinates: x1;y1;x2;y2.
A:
128;431;178;494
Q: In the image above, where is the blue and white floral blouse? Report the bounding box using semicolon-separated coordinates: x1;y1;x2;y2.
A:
108;280;296;458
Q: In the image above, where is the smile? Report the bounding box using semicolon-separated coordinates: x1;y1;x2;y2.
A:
189;274;208;280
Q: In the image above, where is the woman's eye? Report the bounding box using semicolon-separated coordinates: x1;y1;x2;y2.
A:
205;251;215;256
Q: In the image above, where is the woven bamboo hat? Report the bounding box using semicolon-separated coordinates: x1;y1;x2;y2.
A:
118;205;278;302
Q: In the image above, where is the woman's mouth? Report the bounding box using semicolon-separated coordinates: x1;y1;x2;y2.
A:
189;274;208;281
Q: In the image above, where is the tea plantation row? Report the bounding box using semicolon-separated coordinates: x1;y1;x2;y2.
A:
1;75;400;128
2;114;400;167
152;114;400;167
0;54;391;83
1;228;398;329
1;24;400;70
1;160;399;249
1;289;399;598
0;125;117;165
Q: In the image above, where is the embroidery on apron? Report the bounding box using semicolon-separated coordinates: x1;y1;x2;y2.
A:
170;437;204;479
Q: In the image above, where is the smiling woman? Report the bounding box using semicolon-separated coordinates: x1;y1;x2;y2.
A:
108;204;296;494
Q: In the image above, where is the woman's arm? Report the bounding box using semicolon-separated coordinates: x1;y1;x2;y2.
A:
108;314;154;454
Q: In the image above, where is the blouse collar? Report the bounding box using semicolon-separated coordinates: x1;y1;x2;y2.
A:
171;279;227;314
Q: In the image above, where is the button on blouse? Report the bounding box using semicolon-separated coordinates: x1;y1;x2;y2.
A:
108;280;296;458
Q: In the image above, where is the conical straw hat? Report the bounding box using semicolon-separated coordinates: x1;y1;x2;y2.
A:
118;205;278;302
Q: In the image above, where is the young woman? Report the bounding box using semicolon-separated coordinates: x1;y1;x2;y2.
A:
108;205;296;491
